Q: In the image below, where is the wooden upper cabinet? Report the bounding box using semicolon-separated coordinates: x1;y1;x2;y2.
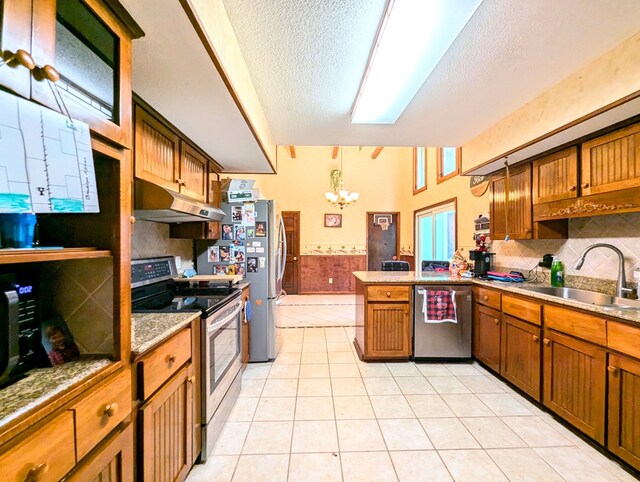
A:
179;143;208;202
490;164;533;240
533;147;578;204
134;105;181;192
581;123;640;196
0;0;142;148
208;169;221;207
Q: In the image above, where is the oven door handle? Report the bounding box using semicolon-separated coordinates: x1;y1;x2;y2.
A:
206;301;242;334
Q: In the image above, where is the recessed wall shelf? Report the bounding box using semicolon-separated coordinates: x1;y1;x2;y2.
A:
0;248;112;264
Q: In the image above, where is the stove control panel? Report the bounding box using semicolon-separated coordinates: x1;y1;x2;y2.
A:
131;257;178;288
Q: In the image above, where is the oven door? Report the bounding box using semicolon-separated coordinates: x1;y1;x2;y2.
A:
203;296;242;422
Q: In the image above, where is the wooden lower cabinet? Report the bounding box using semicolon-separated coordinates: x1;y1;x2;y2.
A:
608;354;640;469
140;364;195;482
364;302;411;358
473;304;501;372
542;329;607;444
68;424;134;482
500;315;541;400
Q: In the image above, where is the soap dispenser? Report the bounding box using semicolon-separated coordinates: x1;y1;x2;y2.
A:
550;257;565;287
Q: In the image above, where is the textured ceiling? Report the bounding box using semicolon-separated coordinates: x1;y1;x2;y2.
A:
222;0;640;147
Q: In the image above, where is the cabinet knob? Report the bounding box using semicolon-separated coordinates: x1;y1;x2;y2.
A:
543;338;550;345
104;402;118;417
168;354;177;364
483;295;489;301
581;183;589;189
494;318;499;325
386;292;391;298
532;335;539;342
607;365;618;375
2;48;36;70
36;64;60;83
25;463;48;482
187;376;195;384
293;256;298;261
568;185;577;191
175;178;183;185
130;215;136;224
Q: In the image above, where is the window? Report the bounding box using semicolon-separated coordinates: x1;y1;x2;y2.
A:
436;147;461;183
415;199;457;268
413;147;427;194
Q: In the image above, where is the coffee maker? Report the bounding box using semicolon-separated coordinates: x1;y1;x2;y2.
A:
469;251;495;277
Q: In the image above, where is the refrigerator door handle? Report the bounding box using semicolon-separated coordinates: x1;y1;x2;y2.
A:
278;215;287;282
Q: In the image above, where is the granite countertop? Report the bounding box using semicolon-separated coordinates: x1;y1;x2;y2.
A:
353;271;472;284
0;357;113;432
131;312;201;356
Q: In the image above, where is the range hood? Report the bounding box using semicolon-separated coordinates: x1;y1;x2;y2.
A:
134;179;225;223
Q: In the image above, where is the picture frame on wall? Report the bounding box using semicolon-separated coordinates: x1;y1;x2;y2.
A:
324;213;342;228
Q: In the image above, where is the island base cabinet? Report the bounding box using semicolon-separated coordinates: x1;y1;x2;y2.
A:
542;330;606;444
473;304;501;372
139;365;195;482
500;315;541;400
67;424;134;482
608;354;640;470
364;303;411;359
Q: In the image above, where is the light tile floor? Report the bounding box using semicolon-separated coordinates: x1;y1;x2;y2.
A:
277;295;355;328
188;311;638;482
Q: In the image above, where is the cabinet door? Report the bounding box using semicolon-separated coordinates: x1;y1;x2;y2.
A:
608;354;640;470
179;143;207;202
365;302;411;358
532;147;578;204
67;424;134;482
208;172;221;206
581;123;640;196
542;330;606;444
500;315;541;400
140;365;194;482
490;164;532;240
0;0;33;98
473;304;501;373
134;106;181;192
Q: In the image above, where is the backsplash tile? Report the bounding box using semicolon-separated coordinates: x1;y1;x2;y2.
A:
131;220;194;272
492;212;640;283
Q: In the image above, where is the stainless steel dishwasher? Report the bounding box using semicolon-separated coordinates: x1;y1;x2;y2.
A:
413;285;472;360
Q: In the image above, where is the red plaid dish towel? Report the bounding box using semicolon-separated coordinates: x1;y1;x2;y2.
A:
419;289;457;323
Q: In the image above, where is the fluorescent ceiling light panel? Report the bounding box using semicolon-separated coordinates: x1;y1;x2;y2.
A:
352;0;483;124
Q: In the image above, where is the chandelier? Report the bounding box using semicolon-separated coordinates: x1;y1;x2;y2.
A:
324;148;360;209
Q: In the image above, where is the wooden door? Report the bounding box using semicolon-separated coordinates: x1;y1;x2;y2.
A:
134;106;181;192
532;147;578;204
581;123;640;196
179;143;207;202
367;212;399;270
0;0;34;98
365;302;411;358
500;315;541;400
473;304;501;373
542;330;606;444
282;211;300;294
67;424;134;482
490;164;532;240
608;354;640;470
140;365;194;482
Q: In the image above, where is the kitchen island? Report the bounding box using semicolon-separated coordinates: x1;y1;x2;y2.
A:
353;271;471;361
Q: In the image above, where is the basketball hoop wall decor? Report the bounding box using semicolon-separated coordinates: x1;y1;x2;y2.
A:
374;214;392;231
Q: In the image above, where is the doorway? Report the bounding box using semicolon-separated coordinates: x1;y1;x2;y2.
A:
281;211;300;294
366;212;400;270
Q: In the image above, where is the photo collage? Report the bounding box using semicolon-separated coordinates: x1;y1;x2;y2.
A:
208;202;266;277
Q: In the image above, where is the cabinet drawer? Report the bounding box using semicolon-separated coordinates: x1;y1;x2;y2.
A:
367;285;410;302
544;305;606;345
475;287;501;310
502;295;541;326
0;411;75;482
608;321;640;359
139;328;192;400
73;369;132;460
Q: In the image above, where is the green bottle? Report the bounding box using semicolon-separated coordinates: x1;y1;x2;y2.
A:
550;257;565;287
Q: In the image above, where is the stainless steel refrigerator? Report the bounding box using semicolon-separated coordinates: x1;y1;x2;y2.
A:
196;199;285;361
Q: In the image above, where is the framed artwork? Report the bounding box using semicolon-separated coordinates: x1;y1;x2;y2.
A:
255;221;267;237
324;213;342;228
41;316;80;366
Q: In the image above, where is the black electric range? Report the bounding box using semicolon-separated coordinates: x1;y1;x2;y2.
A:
131;257;241;317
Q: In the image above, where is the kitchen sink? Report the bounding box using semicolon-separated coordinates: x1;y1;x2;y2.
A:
517;285;640;310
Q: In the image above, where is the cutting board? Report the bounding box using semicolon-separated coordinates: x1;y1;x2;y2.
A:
173;274;243;284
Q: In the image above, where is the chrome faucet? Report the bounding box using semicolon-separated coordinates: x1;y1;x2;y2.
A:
574;243;636;299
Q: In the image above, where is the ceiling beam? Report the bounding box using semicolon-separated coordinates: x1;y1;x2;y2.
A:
332;146;339;159
288;145;296;159
371;147;384;159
